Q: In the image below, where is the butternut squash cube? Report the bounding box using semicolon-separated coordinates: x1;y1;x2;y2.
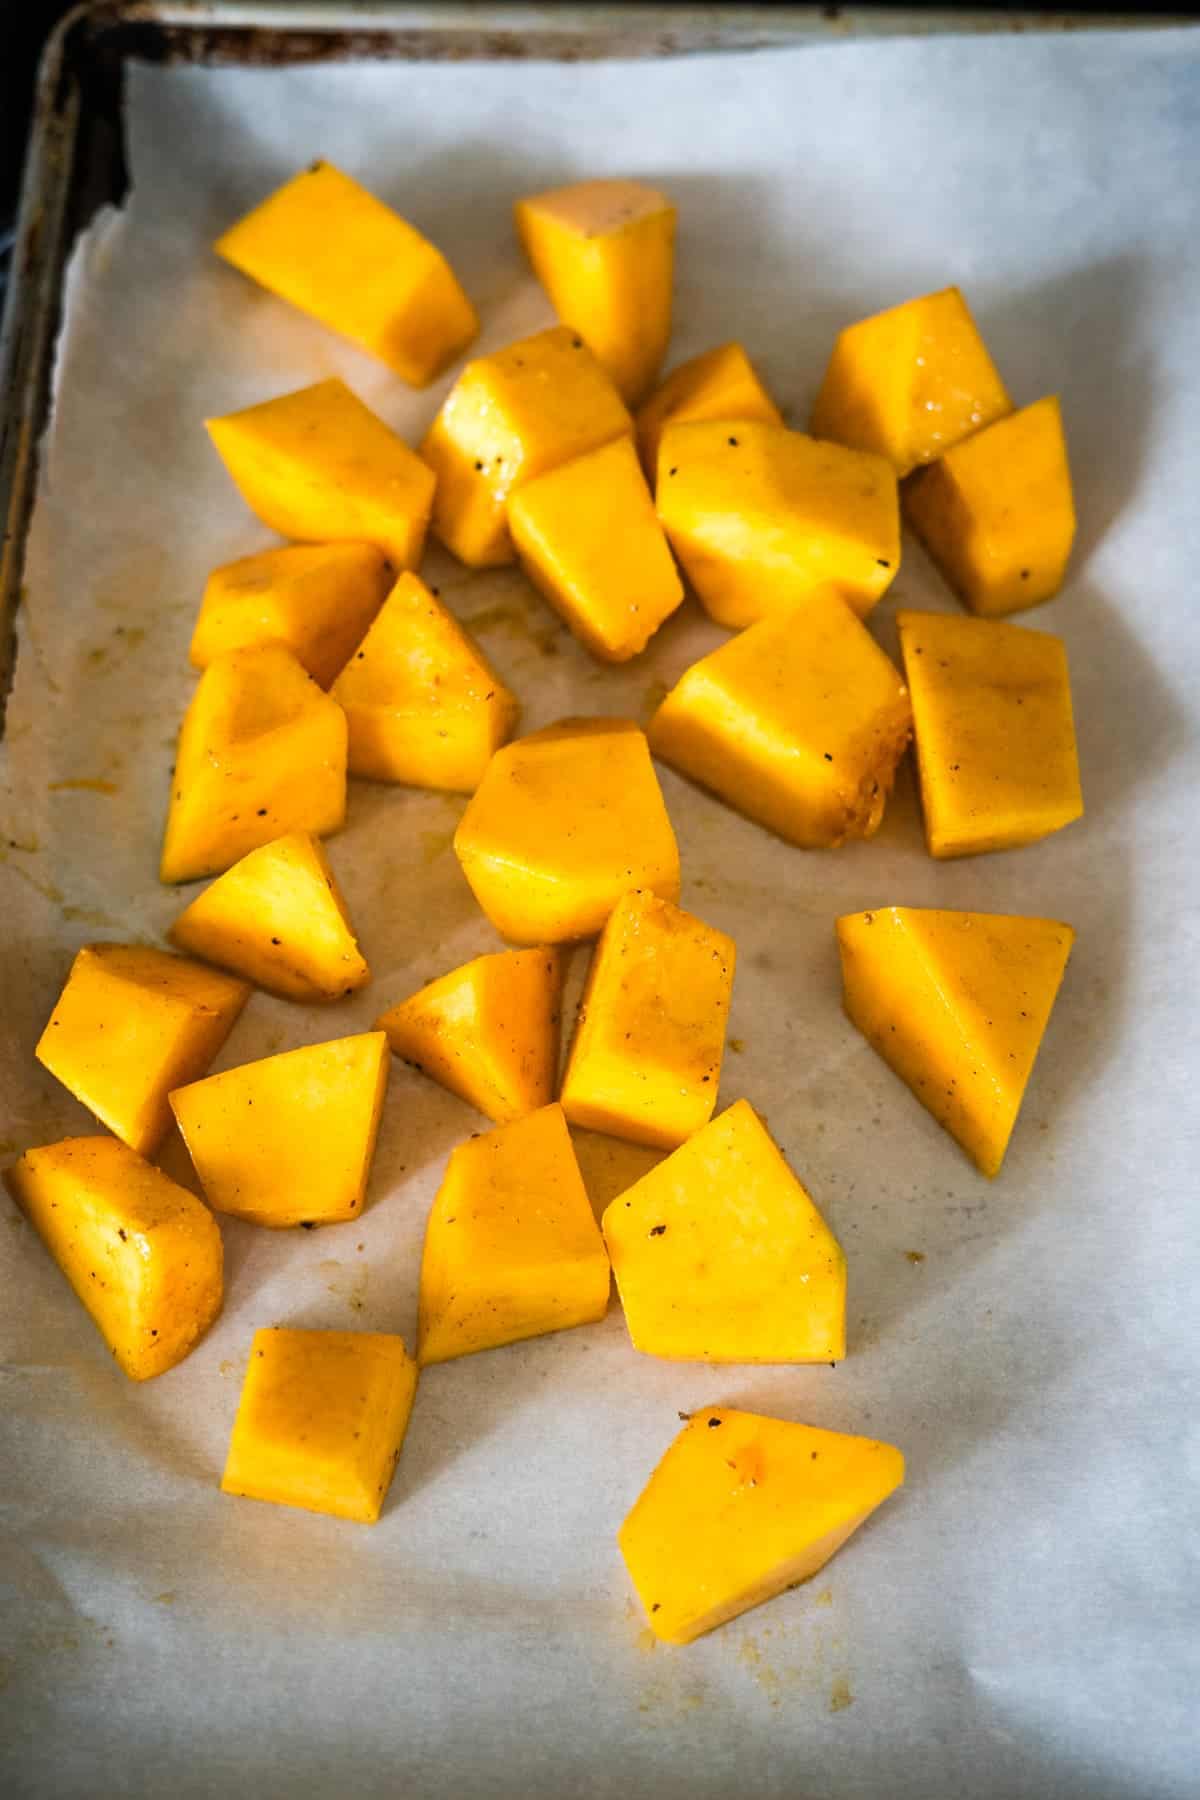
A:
601;1099;846;1363
514;178;675;404
207;378;435;569
222;1327;417;1523
36;944;249;1157
636;340;782;481
508;436;683;662
420;325;632;567
837;906;1075;1176
810;285;1011;477
376;947;562;1124
215;160;477;386
620;1409;904;1644
169;832;369;1004
170;1032;389;1228
560;890;735;1150
904;396;1076;616
656;419;898;627
648;589;912;849
418;1103;609;1365
5;1137;223;1381
189;542;389;687
329;571;518;790
897;609;1083;857
160;643;347;884
454;718;680;943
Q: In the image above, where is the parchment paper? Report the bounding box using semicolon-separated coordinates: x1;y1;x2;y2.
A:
2;26;1198;1800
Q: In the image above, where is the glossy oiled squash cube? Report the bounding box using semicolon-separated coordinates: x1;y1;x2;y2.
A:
170;1032;389;1228
602;1099;846;1363
454;718;679;943
5;1137;223;1380
515;178;675;404
620;1409;904;1644
560;889;735;1150
216;161;477;385
648;589;912;848
636;341;782;481
222;1328;417;1522
330;572;518;790
169;832;369;1004
418;1103;610;1364
810;285;1011;477
189;542;389;687
376;947;562;1124
897;609;1083;857
420;326;632;567
207;378;435;569
508;436;683;662
656;419;898;627
904;397;1076;615
837;906;1075;1176
36;944;249;1157
160;643;347;884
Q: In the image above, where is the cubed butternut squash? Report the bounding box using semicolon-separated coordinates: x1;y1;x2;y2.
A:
189;542;389;688
216;160;477;385
170;1032;389;1228
35;944;249;1157
656;419;898;626
453;718;680;943
636;341;782;480
560;890;735;1150
5;1137;223;1380
601;1099;846;1363
648;589;912;849
222;1327;417;1522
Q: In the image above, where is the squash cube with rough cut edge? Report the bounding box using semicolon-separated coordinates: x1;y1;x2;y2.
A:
810;285;1011;478
636;341;783;481
169;832;369;1005
189;542;390;688
160;643;347;885
222;1328;417;1523
896;609;1083;858
656;419;899;627
560;890;735;1151
418;1102;609;1365
170;1032;389;1228
620;1409;904;1645
837;906;1075;1177
375;947;562;1124
453;718;680;944
36;944;249;1158
207;378;435;569
648;589;912;850
420;325;632;568
514;178;675;405
216;161;477;386
508;436;683;663
329;571;518;791
601;1099;846;1363
5;1137;223;1381
903;396;1076;616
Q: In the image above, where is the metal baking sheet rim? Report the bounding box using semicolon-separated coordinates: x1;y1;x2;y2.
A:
0;0;1189;735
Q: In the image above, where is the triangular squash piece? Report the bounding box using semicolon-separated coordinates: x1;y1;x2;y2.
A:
169;832;369;1003
160;643;347;884
837;906;1075;1176
375;947;561;1123
619;1408;904;1644
418;1103;610;1364
169;1032;389;1228
189;542;389;687
330;571;518;791
601;1099;845;1363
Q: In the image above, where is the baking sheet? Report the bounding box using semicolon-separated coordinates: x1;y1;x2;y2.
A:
2;24;1199;1799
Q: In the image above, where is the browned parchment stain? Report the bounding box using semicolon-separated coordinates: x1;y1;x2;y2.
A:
47;779;118;795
